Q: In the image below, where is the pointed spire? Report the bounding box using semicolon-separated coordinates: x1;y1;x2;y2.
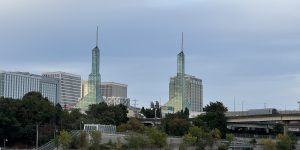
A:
181;32;183;52
96;26;99;47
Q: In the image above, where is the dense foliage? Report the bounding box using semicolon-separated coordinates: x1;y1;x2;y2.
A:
0;92;128;148
140;107;162;118
193;101;228;138
161;109;190;136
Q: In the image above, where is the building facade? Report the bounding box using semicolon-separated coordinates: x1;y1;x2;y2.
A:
43;72;81;107
165;33;203;113
81;81;130;107
169;74;203;112
101;82;127;98
0;71;60;103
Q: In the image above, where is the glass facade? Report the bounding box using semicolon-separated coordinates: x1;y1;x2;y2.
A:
76;45;104;111
0;71;59;103
165;50;203;113
43;72;81;107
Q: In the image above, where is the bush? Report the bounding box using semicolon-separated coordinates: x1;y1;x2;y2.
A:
58;130;71;150
260;139;276;150
276;134;293;150
89;131;102;150
125;133;150;149
145;127;167;148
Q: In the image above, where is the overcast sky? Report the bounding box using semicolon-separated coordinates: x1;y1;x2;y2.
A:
1;0;300;111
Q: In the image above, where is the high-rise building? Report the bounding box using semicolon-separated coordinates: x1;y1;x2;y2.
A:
0;71;60;103
165;33;203;113
81;81;130;107
169;74;203;112
76;27;104;111
43;71;81;107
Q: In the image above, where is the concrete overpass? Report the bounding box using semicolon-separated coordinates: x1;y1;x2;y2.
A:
227;113;300;135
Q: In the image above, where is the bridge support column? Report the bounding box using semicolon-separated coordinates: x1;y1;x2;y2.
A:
283;121;289;136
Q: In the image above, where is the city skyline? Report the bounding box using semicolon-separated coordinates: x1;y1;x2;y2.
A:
1;0;300;110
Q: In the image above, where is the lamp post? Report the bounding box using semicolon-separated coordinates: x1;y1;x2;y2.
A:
3;139;8;150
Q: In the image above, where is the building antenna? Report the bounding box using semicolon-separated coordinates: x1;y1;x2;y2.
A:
181;32;184;51
96;26;99;47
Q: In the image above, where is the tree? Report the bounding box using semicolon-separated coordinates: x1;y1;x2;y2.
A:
165;117;190;136
276;134;293;150
89;130;102;150
272;123;284;135
226;133;234;148
183;107;189;118
195;112;227;138
162;111;191;136
145;127;167;148
70;131;88;149
86;102;128;125
204;101;228;113
117;118;145;133
125;133;150;149
182;133;197;146
59;130;71;150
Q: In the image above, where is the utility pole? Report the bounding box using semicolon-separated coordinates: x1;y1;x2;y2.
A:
297;101;300;111
132;99;138;118
242;101;244;113
234;96;236;112
36;123;39;149
264;103;267;109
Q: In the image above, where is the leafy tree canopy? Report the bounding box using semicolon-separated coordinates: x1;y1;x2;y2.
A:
203;101;228;113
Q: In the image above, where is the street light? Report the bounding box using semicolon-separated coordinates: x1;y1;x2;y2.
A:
3;139;8;150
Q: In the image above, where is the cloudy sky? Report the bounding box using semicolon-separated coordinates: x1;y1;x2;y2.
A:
1;0;300;111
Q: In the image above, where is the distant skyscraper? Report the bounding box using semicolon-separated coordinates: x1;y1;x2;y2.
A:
0;71;60;103
43;71;81;107
165;33;203;112
76;27;104;110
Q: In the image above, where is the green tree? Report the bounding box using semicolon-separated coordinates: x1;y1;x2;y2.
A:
226;133;234;147
194;112;227;138
162;112;190;136
59;130;71;149
125;133;150;149
203;101;228;113
272;123;284;135
145;127;167;148
86;102;128;125
117;118;145;133
89;130;102;150
276;134;293;150
182;133;197;146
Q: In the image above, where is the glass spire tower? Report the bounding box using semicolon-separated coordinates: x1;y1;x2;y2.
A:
76;27;104;111
165;33;190;112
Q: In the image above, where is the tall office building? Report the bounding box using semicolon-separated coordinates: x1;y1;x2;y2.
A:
169;74;203;112
81;81;130;107
76;27;104;111
43;72;81;107
165;33;203;113
0;71;60;103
